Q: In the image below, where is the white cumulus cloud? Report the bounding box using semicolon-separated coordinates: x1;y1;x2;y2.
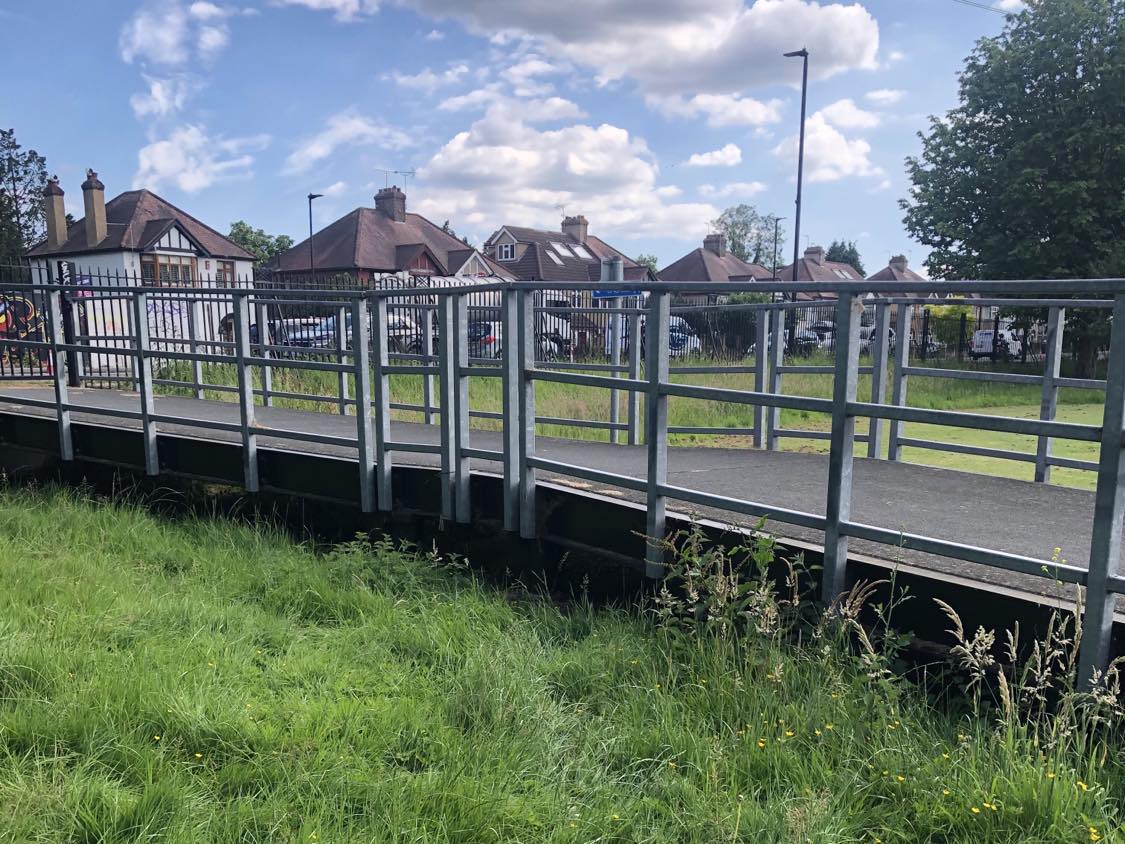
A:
699;181;767;198
319;180;348;196
283;111;412;174
133;125;271;192
772;112;883;183
647;92;782;127
387;64;469;92
865;88;905;106
685;143;742;167
129;75;197;117
273;0;380;21
818;98;881;129
120;0;239;65
415;108;717;240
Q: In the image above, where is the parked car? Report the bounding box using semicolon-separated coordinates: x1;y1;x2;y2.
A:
969;328;1022;361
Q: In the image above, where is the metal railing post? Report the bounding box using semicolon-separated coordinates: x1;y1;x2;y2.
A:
766;306;784;450
627;306;642;445
517;289;537;539
356;295;378;512
336;304;349;415
753;307;767;448
187;298;204;399
822;293;863;600
232;294;258;492
454;293;471;524
422;304;436;425
1034;306;1064;483
256;301;272;407
437;294;457;522
867;301;890;458
132;291;158;475
887;304;912;461
1077;294;1125;688
45;286;73;461
644;291;670;578
609;296;622;444
501;287;520;531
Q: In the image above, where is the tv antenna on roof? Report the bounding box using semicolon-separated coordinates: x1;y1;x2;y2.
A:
375;168;416;188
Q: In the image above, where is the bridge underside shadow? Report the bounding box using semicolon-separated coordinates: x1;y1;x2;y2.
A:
1;386;1122;661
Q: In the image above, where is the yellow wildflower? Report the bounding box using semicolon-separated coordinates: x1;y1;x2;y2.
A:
942;789;951;796
785;730;795;738
757;739;766;749
970;807;980;815
153;735;161;741
194;752;203;758
1077;780;1090;792
895;775;906;783
1089;827;1101;842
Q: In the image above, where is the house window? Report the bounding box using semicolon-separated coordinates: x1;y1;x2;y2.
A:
496;243;515;261
216;260;236;286
141;254;197;286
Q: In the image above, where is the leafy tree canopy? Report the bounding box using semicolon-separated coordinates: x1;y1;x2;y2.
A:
0;129;48;263
901;0;1125;280
709;205;786;269
825;240;865;276
228;220;295;264
635;253;659;274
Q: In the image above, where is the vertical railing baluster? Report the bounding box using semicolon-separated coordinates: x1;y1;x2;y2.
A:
766;306;784;450
517;289;537;539
355;295;377;512
45;281;73;461
1035;306;1065;483
454;293;471;524
753;306;767;448
501;286;520;531
132;291;158;475
336;304;349;415
821;293;864;600
609;296;622;444
423;303;436;425
1077;294;1125;688
437;294;457;522
868;301;890;458
233;294;258;491
627;305;642;445
644;291;670;578
188;298;204;399
256;300;272;407
887;304;912;461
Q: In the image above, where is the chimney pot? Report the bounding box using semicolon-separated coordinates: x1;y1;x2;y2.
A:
81;168;107;247
890;254;908;271
703;233;727;257
44;175;67;249
804;245;825;266
561;214;588;244
375;185;406;223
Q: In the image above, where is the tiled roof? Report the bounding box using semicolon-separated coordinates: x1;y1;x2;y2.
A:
26;189;254;261
659;248;774;282
484;224;646;281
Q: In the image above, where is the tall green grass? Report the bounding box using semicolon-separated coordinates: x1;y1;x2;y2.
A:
0;485;1121;842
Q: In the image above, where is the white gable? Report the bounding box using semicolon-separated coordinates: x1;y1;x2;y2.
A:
153;224;196;253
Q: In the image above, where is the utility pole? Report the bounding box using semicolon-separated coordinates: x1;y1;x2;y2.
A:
784;47;809;353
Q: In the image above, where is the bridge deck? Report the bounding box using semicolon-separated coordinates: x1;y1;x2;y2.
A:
0;386;1117;609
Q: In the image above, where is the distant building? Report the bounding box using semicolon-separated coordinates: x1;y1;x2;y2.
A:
775;245;864;300
658;233;773;303
26;170;255;283
268;187;511;284
483;215;652;282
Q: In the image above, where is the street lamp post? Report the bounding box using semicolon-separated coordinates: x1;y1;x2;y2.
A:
307;192;323;284
783;47;809;353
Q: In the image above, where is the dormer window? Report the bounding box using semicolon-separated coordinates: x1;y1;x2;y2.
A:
496;243;515;261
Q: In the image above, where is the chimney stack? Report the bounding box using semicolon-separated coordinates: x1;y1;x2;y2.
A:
44;176;67;249
561;214;588;244
375;185;406;223
81;169;107;247
890;254;908;272
804;245;825;266
703;233;727;257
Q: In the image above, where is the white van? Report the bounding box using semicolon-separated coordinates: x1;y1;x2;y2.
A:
970;328;1022;361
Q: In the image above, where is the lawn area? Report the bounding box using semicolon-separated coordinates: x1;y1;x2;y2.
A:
1;485;1122;842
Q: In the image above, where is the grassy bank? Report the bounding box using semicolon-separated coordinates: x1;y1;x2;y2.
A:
0;485;1122;842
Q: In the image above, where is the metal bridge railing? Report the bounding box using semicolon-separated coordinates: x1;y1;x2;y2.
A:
2;273;1124;687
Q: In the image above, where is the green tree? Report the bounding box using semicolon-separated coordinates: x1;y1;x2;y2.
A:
826;240;865;276
901;0;1124;374
709;205;785;268
227;220;295;264
635;253;659;274
0;129;49;263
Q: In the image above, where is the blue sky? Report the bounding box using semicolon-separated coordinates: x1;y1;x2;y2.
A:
0;0;1021;273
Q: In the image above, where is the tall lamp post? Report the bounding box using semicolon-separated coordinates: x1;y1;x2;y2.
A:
307;192;323;283
783;47;809;352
